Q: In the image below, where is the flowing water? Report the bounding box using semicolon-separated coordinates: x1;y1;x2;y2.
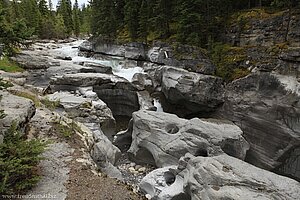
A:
50;40;144;82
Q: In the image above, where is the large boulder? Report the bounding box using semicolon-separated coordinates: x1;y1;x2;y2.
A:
11;52;51;69
140;154;300;200
159;67;224;117
45;90;116;140
216;72;300;180
126;110;249;167
50;73;140;117
148;41;216;75
0;91;35;143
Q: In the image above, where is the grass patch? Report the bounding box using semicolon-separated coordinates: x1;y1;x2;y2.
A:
10;90;41;107
0;57;24;73
0;78;13;90
0;123;47;194
41;98;60;111
52;119;83;139
210;43;250;82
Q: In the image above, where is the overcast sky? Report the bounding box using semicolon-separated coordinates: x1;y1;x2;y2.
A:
50;0;89;9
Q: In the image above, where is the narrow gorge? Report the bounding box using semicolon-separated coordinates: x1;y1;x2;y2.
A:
0;6;300;200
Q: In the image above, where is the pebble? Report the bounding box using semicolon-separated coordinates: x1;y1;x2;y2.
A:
145;194;152;199
128;167;136;173
129;162;136;167
138;167;146;173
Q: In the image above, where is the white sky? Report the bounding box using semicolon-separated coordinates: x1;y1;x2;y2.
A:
50;0;89;9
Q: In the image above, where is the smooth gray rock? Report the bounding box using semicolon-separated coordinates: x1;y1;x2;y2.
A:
82;62;113;74
79;40;93;52
0;91;35;143
46;91;116;140
216;72;300;180
127;110;249;167
147;42;216;75
11;52;50;69
141;154;300;200
132;73;153;91
50;73;140;117
159;67;224;116
124;42;146;60
89;124;122;179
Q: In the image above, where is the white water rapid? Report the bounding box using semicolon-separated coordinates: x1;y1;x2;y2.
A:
50;40;144;82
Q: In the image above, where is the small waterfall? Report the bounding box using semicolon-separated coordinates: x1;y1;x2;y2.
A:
154;98;164;112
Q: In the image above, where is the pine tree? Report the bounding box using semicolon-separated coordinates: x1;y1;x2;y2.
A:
90;0;117;37
72;0;80;37
138;0;148;42
57;0;73;35
124;0;140;40
20;0;42;35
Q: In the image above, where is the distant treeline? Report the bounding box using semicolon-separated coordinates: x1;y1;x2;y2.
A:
90;0;299;47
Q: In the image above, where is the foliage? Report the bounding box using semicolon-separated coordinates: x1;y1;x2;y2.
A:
52;120;82;138
0;123;47;194
41;98;60;110
10;90;41;107
0;94;5;119
0;78;13;90
0;57;24;72
0;8;32;55
210;43;250;82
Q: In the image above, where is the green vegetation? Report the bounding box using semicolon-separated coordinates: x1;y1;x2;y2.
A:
90;0;299;48
211;43;250;82
53;120;82;138
0;123;47;194
0;57;24;72
10;90;41;107
0;78;13;90
41;98;60;110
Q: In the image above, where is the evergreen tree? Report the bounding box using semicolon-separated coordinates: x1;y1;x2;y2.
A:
138;0;148;42
20;0;42;35
57;0;73;35
152;0;172;38
73;0;80;36
124;0;140;40
90;0;117;37
38;0;48;16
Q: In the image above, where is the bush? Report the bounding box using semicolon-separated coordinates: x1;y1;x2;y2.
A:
210;43;250;82
0;57;24;72
0;78;13;90
0;123;47;194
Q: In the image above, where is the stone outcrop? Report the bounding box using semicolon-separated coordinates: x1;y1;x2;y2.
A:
140;154;300;200
159;66;224;117
79;37;216;75
50;73;140;117
11;52;54;69
45;90;116;140
0;91;35;143
82;62;113;74
147;41;216;75
215;72;300;180
124;110;249;167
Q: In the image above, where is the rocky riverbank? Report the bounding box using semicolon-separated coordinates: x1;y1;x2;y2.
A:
1;10;300;198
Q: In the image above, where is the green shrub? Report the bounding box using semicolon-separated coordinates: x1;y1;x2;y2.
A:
54;123;74;138
41;98;60;110
0;78;13;90
210;43;250;82
0;123;47;194
0;57;24;73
